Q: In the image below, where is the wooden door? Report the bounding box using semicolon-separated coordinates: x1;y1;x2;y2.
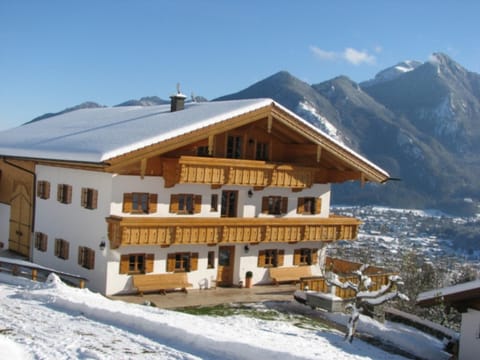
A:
221;190;238;218
217;246;235;286
9;182;32;257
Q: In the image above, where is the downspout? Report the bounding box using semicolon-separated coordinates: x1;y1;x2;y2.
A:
3;157;37;260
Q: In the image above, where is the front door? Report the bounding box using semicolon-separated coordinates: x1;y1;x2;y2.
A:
221;190;238;218
9;182;32;257
217;246;235;286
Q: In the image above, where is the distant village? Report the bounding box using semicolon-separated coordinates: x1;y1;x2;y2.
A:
329;205;480;281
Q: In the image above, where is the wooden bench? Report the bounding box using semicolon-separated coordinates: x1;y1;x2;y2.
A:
269;266;312;285
133;273;193;296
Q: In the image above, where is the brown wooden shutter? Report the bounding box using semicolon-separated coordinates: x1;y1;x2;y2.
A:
37;181;42;198
57;184;63;202
194;195;202;214
167;253;176;272
312;248;319;265
261;197;269;214
169;194;179;213
315;198;322;214
44;181;51;199
281;197;288;214
122;193;133;213
91;189;98;210
81;188;88;207
88;249;95;269
78;246;83;265
119;255;129;274
63;241;70;260
145;253;154;273
277;250;285;266
41;233;48;251
257;250;266;267
297;198;304;214
66;185;72;204
190;252;199;271
148;193;158;213
293;249;301;265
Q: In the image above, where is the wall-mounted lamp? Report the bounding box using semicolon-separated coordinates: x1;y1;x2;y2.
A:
99;240;106;251
247;189;253;198
244;245;250;253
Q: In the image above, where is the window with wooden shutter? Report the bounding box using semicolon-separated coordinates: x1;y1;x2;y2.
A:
167;253;176;272
37;181;50;200
315;198;322;214
169;194;179;213
119;255;130;274
55;238;69;260
119;253;147;274
148;194;157;214
293;249;301;265
210;194;218;212
57;184;72;204
122;193;133;213
194;195;202;214
81;188;98;210
207;251;215;268
297;197;317;215
190;252;199;271
257;250;266;267
78;246;95;270
262;196;288;215
312;249;319;265
34;232;48;252
277;250;285;266
145;253;154;273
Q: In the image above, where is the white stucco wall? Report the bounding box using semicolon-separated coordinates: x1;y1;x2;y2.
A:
459;309;480;360
33;165;113;294
0;203;10;249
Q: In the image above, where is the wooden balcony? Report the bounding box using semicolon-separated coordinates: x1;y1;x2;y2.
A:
105;215;361;249
162;156;316;189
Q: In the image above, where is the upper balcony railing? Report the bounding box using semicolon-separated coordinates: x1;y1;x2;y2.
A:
106;215;361;249
162;156;316;189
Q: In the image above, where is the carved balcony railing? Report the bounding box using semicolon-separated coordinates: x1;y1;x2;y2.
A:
106;215;361;249
162;156;316;189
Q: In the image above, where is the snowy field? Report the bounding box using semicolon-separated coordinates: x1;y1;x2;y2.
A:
0;272;450;360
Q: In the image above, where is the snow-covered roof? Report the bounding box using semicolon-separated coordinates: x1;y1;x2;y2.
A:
0;98;389;180
0;99;273;163
417;280;480;303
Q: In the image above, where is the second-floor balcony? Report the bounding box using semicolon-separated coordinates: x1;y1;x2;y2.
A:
161;156;317;189
106;215;361;249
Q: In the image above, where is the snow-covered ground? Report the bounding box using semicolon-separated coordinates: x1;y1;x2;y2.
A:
0;272;450;360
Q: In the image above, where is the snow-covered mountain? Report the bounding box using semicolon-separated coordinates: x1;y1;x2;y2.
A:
24;53;480;215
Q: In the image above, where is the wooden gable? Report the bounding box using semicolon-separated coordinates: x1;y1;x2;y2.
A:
102;102;388;184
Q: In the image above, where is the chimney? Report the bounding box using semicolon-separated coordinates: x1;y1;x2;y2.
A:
170;83;187;112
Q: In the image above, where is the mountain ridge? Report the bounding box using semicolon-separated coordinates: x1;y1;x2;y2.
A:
23;53;480;215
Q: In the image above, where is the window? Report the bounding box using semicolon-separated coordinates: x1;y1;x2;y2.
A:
210;194;218;212
34;232;48;252
207;251;215;269
78;246;95;270
297;197;322;215
261;196;288;215
197;146;210;157
169;194;201;214
256;142;269;160
294;248;319;266
37;181;50;200
119;253;154;274
122;193;157;214
54;238;69;260
258;249;284;268
81;188;98;210
167;252;199;272
226;135;242;159
57;184;72;204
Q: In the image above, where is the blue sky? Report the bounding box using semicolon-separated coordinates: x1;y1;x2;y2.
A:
1;0;479;130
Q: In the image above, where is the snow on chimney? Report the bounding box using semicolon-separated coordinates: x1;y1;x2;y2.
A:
170;83;187;112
